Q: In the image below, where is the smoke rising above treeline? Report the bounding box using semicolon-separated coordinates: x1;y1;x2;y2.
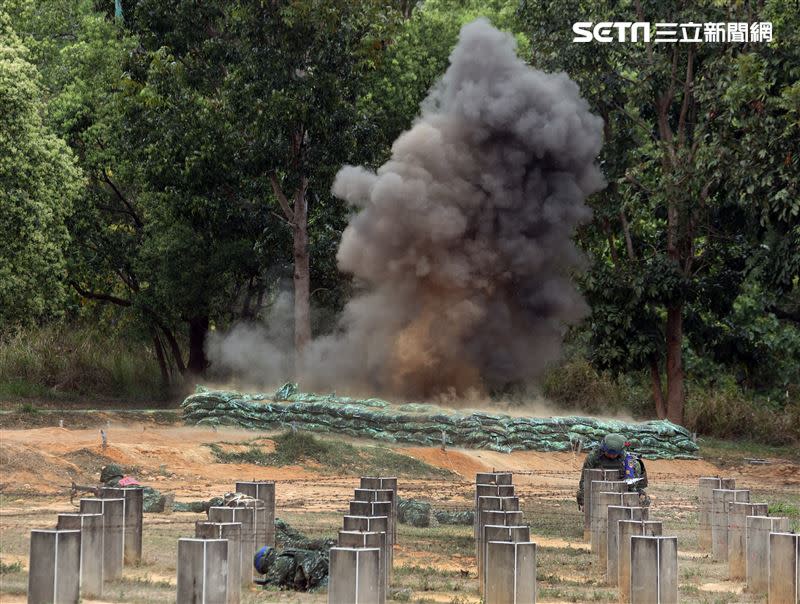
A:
209;19;605;399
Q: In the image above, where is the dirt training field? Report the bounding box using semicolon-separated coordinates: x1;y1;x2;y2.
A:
0;419;798;603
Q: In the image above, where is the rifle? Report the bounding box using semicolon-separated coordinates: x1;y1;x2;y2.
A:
69;482;99;505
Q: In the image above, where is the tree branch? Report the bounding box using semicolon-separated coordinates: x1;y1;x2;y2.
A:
677;47;694;145
620;209;636;260
269;174;295;223
69;281;132;307
101;169;143;230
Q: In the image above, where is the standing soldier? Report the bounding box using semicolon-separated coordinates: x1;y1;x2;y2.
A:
576;433;649;509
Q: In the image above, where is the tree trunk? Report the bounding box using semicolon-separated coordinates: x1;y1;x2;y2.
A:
292;178;311;371
665;304;684;424
187;315;209;374
151;329;170;386
649;358;667;419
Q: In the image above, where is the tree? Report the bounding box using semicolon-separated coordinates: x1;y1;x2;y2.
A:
520;0;799;423
225;0;405;367
0;10;82;328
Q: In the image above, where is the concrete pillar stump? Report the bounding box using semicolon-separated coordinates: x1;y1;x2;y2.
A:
360;477;397;540
768;532;799;604
697;477;735;550
56;513;104;597
328;547;381;604
480;525;530;595
629;535;677;604
195;522;242;604
476;496;519;561
591;490;633;557
79;497;125;581
726;501;767;580
177;538;228;604
235;481;276;548
606;506;648;585
99;486;144;564
475;472;513;486
28;529;81;604
209;506;256;586
485;540;536;604
342;515;391;573
746;515;790;595
339;530;388;603
711;489;750;561
618;520;663;604
581;469;605;542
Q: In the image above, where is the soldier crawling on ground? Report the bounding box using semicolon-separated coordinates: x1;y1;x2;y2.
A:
71;465;224;513
575;433;650;509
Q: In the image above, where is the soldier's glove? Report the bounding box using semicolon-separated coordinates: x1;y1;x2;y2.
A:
576;491;583;511
638;490;651;508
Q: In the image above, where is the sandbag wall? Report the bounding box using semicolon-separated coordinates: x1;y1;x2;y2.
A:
182;385;699;459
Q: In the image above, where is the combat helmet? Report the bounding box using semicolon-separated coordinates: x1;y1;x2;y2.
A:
100;463;124;483
601;433;626;455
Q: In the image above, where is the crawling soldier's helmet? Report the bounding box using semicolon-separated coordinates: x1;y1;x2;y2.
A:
100;464;124;483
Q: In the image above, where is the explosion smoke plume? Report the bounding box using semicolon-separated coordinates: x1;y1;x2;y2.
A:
209;20;604;398
301;19;605;398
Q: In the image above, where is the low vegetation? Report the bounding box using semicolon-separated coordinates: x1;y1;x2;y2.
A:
207;431;456;479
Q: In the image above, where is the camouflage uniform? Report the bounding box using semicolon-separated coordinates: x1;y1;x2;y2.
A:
575;434;649;508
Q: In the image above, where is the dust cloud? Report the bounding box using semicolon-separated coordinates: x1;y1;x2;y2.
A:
209;19;605;401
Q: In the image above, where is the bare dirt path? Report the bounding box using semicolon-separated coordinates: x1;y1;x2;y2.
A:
1;423;798;603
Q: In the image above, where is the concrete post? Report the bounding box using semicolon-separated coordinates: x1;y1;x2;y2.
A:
618;520;663;604
235;499;266;559
589;481;626;551
476;496;520;564
28;530;81;604
208;506;255;586
177;538;228;604
339;531;387;603
697;477;735;550
481;525;530;596
56;513;104;597
606;506;648;585
630;535;678;604
482;510;525;529
328;547;381;604
360;477;397;540
99;486;144;564
711;489;750;561
235;481;276;548
476;484;516;499
79;497;124;580
581;469;605;542
746;515;790;596
195;522;242;604
727;501;767;580
342;515;391;572
348;501;394;580
768;532;799;604
592;491;628;557
485;541;536;604
476;472;514;485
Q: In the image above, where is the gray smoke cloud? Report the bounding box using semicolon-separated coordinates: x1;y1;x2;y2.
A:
298;19;605;398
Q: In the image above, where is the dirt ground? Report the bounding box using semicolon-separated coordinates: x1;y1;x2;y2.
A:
1;419;798;603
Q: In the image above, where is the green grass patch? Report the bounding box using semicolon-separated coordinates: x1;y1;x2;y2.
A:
698;436;800;464
0;324;168;401
207;431;455;479
0;561;22;574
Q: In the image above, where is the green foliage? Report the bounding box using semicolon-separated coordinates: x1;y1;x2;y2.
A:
208;430;454;478
0;324;165;399
0;10;82;327
684;376;800;445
